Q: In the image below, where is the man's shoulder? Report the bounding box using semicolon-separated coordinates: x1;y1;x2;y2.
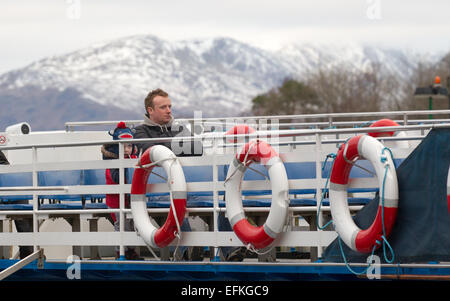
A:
134;123;160;138
134;123;147;132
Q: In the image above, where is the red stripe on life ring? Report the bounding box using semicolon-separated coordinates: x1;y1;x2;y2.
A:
368;119;400;138
233;219;274;249
447;195;450;217
131;168;151;195
355;206;398;253
131;149;153;195
153;198;187;247
236;140;278;165
329;135;362;185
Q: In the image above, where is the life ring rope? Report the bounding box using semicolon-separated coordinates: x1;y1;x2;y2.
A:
223;140;257;185
223;140;270;185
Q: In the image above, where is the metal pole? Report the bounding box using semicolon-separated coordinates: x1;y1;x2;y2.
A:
212;137;219;260
0;249;44;281
315;133;323;259
429;96;433;119
118;142;125;259
31;146;38;253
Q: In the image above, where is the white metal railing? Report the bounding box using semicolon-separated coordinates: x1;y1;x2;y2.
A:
64;109;450;131
0;111;448;261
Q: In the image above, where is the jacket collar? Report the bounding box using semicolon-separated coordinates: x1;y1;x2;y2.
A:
143;114;174;130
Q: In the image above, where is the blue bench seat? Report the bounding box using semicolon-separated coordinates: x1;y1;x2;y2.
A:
84;203;108;210
0;203;33;210
39;203;84;210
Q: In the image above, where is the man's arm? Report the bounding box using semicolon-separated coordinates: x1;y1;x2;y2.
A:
134;125;156;155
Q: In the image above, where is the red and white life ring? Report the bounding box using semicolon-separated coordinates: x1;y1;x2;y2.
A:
130;145;187;248
329;135;399;253
225;140;289;249
368;119;409;148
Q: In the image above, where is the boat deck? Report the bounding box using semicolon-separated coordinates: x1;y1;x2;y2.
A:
0;110;449;281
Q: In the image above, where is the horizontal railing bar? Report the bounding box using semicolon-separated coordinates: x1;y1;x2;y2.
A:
64;109;450;129
0;186;68;192
203;118;450;128
0;231;339;247
2;123;448;151
0;205;364;216
0;144;412;175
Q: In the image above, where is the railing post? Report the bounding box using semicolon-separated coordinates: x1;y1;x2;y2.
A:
31;146;38;253
212;135;219;260
314;133;324;260
118;141;125;259
328;115;333;128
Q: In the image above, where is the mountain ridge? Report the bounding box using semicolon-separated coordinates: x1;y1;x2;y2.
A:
0;34;443;130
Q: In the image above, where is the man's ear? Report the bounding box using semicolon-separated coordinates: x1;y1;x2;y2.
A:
146;106;153;116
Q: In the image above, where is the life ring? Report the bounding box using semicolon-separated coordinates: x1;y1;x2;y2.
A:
225;140;289;249
329;134;399;253
368;119;409;148
130;145;187;248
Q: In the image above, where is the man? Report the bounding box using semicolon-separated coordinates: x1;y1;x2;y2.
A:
134;88;204;261
135;88;202;156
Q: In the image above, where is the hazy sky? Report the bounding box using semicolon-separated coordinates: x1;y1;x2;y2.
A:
1;0;450;74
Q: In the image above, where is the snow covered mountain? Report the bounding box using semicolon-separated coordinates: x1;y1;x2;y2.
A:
277;42;420;79
0;35;291;119
0;34;435;130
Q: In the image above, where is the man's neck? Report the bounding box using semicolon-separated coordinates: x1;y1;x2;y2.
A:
144;114;173;127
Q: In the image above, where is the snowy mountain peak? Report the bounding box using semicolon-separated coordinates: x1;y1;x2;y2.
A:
0;34;432;119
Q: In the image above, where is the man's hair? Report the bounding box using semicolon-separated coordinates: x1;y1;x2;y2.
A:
144;88;169;110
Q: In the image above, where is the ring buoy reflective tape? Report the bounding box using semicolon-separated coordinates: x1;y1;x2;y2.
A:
330;135;399;253
368;119;409;148
225;140;289;249
130;145;187;248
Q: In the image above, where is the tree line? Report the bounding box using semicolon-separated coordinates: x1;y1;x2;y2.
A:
250;53;450;117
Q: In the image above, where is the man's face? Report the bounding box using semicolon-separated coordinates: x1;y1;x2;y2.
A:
148;95;172;125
